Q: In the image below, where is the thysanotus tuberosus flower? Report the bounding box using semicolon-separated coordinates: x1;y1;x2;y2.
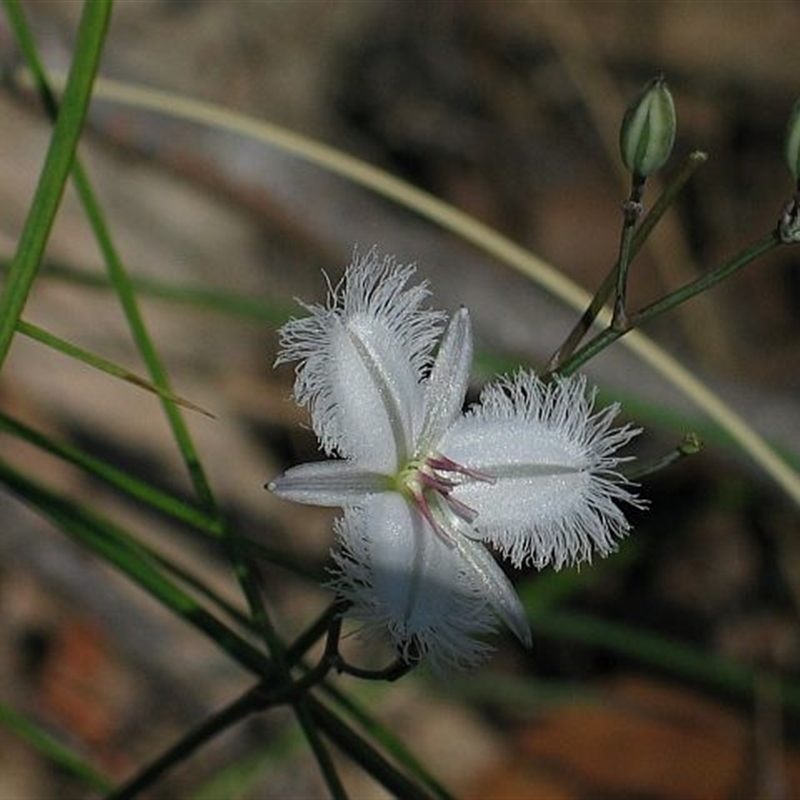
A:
268;247;643;670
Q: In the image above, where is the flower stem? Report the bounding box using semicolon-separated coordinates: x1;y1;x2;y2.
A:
106;686;261;800
286;600;348;667
106;665;352;800
624;433;703;481
305;696;437;800
336;658;414;682
630;232;780;327
292;700;348;800
557;229;783;377
545;151;707;374
612;174;646;329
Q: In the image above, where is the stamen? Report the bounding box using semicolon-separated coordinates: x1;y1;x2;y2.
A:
426;454;497;485
418;470;456;495
400;451;494;547
443;493;479;524
413;490;457;547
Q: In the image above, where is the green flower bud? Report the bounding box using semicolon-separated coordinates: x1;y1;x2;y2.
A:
783;96;800;182
619;76;676;178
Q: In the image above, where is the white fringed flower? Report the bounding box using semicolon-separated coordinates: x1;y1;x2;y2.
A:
269;247;643;671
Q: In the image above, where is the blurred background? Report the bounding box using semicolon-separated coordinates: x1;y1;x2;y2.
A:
2;1;800;797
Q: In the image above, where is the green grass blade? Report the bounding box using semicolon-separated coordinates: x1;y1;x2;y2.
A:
68;162;218;508
305;695;436;800
320;681;453;800
0;409;220;534
0;258;291;325
17;319;213;417
6;0;215;511
66;138;283;665
533;610;800;714
0;0;112;370
7;0;282;661
0;699;113;792
0;410;321;581
0;457;271;677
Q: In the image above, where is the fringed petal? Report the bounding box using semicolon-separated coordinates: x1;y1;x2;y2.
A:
275;247;445;470
330;495;498;672
440;371;644;569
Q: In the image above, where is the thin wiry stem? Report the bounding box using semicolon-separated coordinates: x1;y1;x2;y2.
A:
106;688;259;800
624;433;702;481
557;231;782;378
545;151;707;375
612;174;646;329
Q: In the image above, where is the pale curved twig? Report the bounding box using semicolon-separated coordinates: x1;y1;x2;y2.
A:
17;71;800;509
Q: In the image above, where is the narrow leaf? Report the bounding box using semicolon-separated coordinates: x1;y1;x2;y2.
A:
0;699;112;792
0;0;112;369
0;457;271;676
17;319;214;417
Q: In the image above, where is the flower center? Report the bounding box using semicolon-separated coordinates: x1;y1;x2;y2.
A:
397;453;496;545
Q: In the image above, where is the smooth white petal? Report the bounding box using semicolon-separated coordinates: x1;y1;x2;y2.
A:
417;307;472;454
267;460;386;506
330;495;497;671
440;371;642;569
451;535;531;647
